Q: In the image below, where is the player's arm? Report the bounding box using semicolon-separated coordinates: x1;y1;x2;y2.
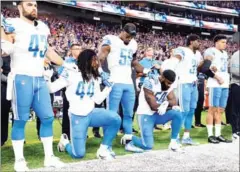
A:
132;53;145;73
46;47;64;66
98;45;110;66
167;90;177;107
92;79;113;104
143;88;160;111
46;77;69;93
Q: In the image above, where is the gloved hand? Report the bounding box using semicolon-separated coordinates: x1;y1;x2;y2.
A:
172;106;182;112
157;101;169;115
102;79;114;88
43;65;53;81
62;61;78;72
1;14;15;33
147;71;159;84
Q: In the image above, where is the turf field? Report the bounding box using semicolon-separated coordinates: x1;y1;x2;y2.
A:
1;112;232;171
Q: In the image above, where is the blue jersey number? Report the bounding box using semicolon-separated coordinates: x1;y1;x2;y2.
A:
28;34;47;58
155;91;168;104
76;81;94;99
119;48;133;66
189;59;197;74
220;58;227;72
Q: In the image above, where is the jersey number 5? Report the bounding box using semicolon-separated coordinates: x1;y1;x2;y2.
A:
28;34;47;58
76;81;94;99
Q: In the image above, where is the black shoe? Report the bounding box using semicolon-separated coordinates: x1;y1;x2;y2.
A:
154;126;162;130
94;132;102;138
195;124;206;128
216;135;232;143
221;122;227;126
191;125;195;128
132;128;138;134
208;136;220;144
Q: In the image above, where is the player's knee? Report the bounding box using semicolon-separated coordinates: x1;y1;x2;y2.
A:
11;120;27;140
144;142;153;150
72;149;85;159
174;111;182;122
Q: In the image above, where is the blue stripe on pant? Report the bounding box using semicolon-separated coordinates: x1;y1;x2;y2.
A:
11;75;54;140
132;110;182;150
107;83;135;134
65;108;121;159
178;83;198;130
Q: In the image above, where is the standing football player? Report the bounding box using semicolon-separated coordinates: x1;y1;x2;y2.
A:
1;1;74;171
97;23;158;152
201;35;232;143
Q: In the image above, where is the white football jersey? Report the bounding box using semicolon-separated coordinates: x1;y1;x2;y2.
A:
55;68;106;116
204;47;230;88
102;35;138;84
136;77;173;115
7;18;50;76
173;47;202;84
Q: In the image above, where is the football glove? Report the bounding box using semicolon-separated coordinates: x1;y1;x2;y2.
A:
157;101;169;115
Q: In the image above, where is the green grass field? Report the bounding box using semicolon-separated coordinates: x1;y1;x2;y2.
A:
1;112;232;172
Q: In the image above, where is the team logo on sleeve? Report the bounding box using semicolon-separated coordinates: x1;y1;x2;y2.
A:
61;69;69;79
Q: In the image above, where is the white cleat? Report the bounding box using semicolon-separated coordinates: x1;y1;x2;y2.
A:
108;147;116;158
44;155;65;168
125;141;144;153
232;133;239;142
120;134;132;145
168;141;182;152
57;134;69;152
96;147;115;160
14;158;29;172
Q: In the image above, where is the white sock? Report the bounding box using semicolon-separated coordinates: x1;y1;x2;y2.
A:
215;124;221;137
177;134;180;139
183;132;190;139
207;125;213;137
170;139;177;144
12;140;24;161
41;136;54;159
100;144;108;150
124;134;133;140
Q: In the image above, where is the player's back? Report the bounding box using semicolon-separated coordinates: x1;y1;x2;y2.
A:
204;47;229;88
7;18;50;76
103;35;138;84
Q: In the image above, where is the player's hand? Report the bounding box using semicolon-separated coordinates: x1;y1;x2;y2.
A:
215;75;224;85
43;65;53;81
62;62;78;72
210;66;217;73
157;101;169;115
1;14;15;33
102;79;114;88
153;63;161;69
172;106;181;112
100;71;110;81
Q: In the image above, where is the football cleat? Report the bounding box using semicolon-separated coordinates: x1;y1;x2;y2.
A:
125;141;144;153
232;133;239;142
168;141;181;152
57;134;69;152
44;155;65;168
182;138;199;145
14;158;29;172
96;147;115;160
120;134;132;145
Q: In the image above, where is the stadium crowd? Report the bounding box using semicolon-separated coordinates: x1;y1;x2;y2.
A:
2;7;239;61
